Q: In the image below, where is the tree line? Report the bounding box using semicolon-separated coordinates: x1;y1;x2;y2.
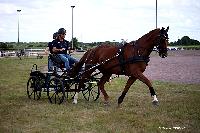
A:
0;36;200;51
169;36;200;46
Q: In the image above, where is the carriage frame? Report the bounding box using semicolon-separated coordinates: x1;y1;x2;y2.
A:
26;56;101;104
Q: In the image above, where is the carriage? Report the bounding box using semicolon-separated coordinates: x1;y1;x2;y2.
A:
27;27;169;106
26;55;101;104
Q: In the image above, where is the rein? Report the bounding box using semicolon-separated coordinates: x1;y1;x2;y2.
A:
75;52;120;79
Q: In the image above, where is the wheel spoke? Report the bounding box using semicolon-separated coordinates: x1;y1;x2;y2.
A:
27;77;42;100
47;77;65;104
50;92;56;99
54;94;57;103
82;89;89;96
34;92;36;100
87;90;91;101
82;81;100;101
91;91;95;100
29;91;34;97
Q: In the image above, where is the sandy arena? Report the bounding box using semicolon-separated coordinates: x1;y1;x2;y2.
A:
144;50;200;84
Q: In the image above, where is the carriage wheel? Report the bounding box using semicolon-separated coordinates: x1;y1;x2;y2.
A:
27;77;41;100
47;77;65;104
82;79;100;101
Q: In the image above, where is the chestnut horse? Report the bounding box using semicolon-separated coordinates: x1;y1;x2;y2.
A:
72;27;169;106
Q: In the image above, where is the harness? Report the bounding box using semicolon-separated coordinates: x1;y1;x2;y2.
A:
117;43;150;74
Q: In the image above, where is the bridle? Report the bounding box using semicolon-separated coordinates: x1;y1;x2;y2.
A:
154;29;169;57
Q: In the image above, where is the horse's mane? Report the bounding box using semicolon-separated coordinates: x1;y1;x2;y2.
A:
138;28;160;41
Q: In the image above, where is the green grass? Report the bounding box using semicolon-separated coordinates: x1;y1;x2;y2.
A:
0;57;200;133
178;45;200;48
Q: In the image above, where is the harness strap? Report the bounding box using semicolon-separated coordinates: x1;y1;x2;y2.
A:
126;56;150;65
118;45;126;74
116;55;150;69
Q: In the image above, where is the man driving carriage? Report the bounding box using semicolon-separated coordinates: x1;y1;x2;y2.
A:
51;28;78;72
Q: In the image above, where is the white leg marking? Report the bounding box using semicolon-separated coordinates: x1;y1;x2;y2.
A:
153;95;158;102
152;95;159;105
72;92;79;104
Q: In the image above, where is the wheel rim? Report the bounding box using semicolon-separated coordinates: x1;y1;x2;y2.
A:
27;77;41;100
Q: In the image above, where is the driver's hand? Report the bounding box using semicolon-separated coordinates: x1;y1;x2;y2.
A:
61;48;66;51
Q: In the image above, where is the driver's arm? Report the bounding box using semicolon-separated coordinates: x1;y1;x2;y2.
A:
52;47;65;53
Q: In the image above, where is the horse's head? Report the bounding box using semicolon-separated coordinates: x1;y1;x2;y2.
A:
155;26;169;58
134;27;169;58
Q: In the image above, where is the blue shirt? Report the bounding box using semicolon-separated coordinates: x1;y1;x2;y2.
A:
53;39;69;54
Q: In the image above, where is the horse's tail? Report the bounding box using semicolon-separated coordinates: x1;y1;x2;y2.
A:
71;49;92;77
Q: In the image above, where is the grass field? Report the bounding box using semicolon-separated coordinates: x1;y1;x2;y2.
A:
0;56;200;133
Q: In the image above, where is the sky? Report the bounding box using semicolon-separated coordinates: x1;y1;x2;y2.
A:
0;0;200;43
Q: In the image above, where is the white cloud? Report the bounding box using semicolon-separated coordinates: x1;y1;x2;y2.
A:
0;0;199;42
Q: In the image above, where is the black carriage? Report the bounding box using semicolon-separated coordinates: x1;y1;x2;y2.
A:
27;55;100;104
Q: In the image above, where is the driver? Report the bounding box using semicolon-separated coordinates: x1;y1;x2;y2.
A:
52;28;78;72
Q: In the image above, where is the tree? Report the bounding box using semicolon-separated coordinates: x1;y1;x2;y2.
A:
170;36;200;46
0;42;8;50
181;36;190;45
70;37;79;49
0;42;14;50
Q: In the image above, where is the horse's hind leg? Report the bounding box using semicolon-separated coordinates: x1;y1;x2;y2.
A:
118;76;137;107
98;74;112;105
134;72;159;105
72;92;79;104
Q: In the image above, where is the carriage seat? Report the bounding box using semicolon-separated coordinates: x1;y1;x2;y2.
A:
48;54;65;71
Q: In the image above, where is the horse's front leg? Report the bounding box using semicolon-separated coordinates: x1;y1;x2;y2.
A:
118;76;137;107
134;72;159;105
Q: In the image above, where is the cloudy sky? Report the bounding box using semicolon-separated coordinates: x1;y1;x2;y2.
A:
0;0;199;43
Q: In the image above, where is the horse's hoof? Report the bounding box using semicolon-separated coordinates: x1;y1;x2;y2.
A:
72;100;77;104
152;100;159;106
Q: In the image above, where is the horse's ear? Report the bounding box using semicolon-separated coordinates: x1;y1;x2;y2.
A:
166;26;169;32
160;27;165;34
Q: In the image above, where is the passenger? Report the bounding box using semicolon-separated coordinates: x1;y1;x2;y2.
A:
52;28;78;72
45;32;58;71
45;32;58;54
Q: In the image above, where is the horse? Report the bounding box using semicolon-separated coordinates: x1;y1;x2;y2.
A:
71;27;169;106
